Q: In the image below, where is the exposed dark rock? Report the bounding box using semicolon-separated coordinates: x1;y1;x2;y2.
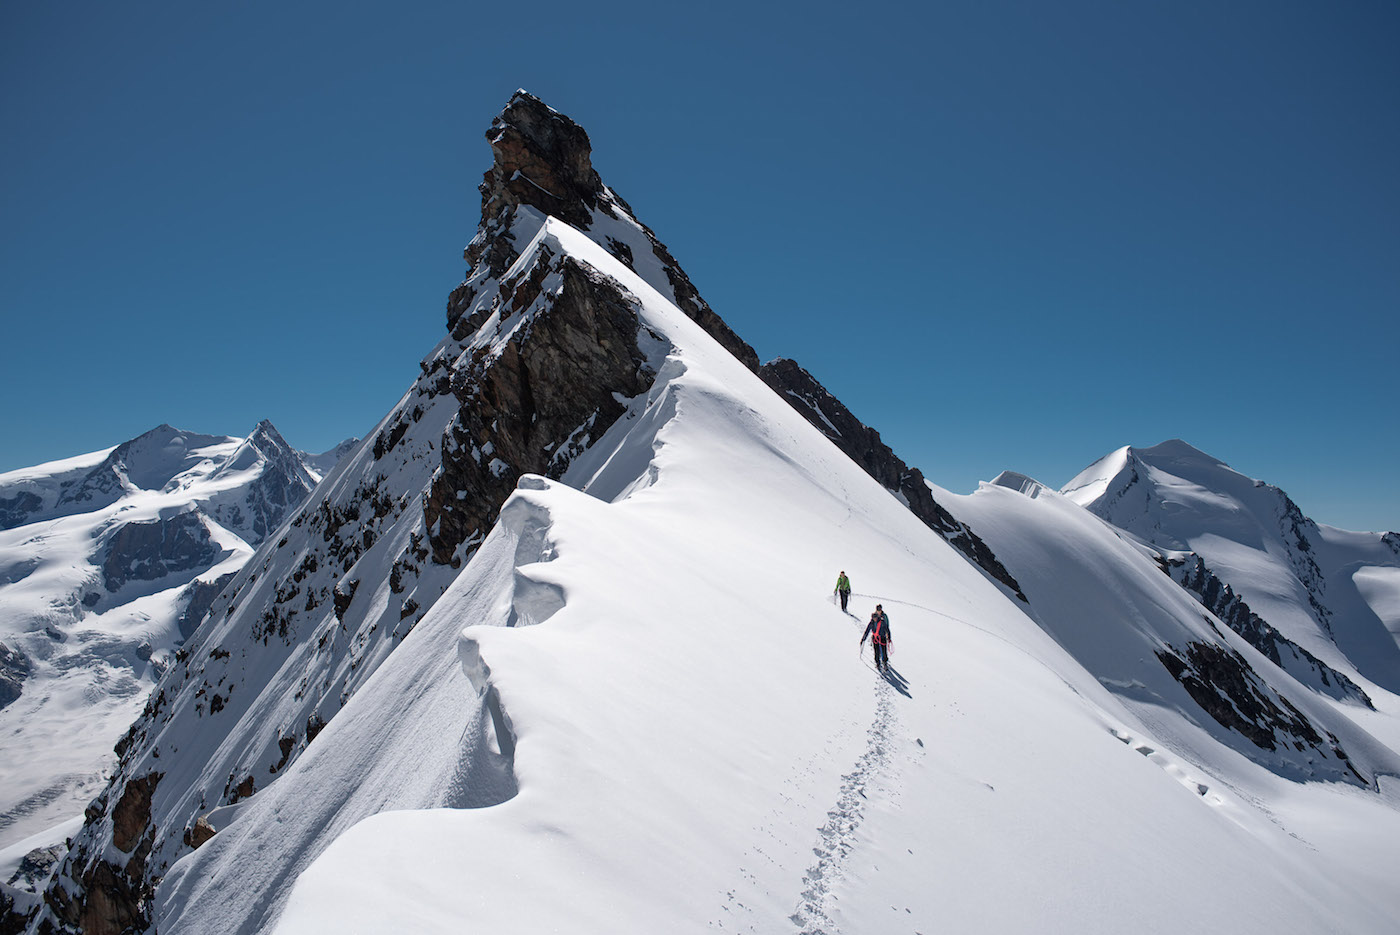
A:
229;775;255;803
47;848;156;935
178;572;237;640
1166;552;1372;708
9;844;65;890
424;255;657;566
110;773;161;854
373;418;411;461
476;90;604;237
44;773;163;935
604;236;634;269
212;421;320;543
759;357;1027;602
1156;640;1366;785
332;578;359;621
0;885;33;935
0;643;30;709
182;816;217;850
0;843;64;933
102;512;220;593
270;733;297;774
0;491;42;530
459;90;760;372
1274;491;1334;634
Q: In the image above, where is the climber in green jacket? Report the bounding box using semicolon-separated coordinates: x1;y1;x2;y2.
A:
834;571;851;613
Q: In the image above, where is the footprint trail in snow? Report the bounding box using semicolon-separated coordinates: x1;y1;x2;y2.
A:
788;678;896;935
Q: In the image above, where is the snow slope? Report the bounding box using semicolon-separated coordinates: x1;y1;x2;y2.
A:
23;94;1400;935
0;423;339;849
260;223;1400;935
1063;441;1400;696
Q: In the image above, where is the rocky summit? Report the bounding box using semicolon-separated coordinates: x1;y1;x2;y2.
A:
18;89;1026;935
10;93;1400;935
22;91;776;935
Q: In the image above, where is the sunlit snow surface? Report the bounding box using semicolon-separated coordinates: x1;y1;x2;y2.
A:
156;218;1400;935
0;424;328;846
1063;440;1400;750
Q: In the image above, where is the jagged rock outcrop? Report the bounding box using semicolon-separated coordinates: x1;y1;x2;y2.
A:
43;773;162;935
208;421;319;543
0;642;29;709
425;251;657;564
454;91;760;373
0;493;43;531
29;92;760;935
1155;639;1367;785
0;842;63;934
101;512;220;593
759;357;1026;602
1165;552;1371;708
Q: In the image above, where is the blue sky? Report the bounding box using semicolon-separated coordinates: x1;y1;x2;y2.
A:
3;1;1396;530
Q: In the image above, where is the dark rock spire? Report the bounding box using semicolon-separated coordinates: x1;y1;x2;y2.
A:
458;90;761;372
479;90;605;232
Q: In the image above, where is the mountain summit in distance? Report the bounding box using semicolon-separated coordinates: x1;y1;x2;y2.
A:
6;93;1400;935
1064;439;1400;695
0;421;353;852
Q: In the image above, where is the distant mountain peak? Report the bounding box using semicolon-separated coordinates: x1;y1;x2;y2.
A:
1130;439;1228;469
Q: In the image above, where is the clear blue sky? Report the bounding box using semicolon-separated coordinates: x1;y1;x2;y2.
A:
3;1;1397;530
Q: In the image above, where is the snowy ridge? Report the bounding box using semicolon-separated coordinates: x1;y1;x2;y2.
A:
267;222;1400;933
27;92;771;931
15;95;1400;935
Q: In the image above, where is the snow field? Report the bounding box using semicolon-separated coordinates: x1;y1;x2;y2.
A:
269;222;1400;931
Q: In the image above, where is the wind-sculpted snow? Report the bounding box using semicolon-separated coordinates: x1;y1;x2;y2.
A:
26;93;1400;935
27;90;760;934
277;339;1400;934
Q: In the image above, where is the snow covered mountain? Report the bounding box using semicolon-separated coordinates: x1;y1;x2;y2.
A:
10;94;1400;935
0;422;348;855
295;438;359;482
1063;440;1400;704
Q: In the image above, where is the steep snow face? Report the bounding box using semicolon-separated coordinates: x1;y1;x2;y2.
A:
0;422;328;849
257;236;1400;935
29;91;775;935
947;475;1397;786
758;357;1027;603
1063;440;1400;695
28;93;1400;935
